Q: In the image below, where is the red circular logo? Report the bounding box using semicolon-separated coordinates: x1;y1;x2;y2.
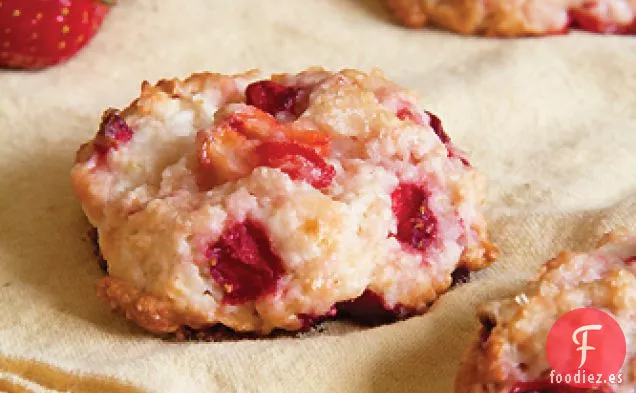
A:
546;308;627;388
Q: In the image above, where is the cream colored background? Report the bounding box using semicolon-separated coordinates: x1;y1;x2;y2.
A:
0;0;635;392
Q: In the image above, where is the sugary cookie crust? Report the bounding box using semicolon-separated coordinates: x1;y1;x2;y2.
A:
386;0;636;36
455;231;636;393
72;68;497;335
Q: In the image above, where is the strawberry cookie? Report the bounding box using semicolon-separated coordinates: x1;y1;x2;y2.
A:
71;68;497;335
386;0;636;36
455;231;636;393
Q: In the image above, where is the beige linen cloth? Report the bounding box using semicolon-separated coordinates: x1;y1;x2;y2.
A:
0;0;635;392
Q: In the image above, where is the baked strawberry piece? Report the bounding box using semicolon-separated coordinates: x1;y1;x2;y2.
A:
386;0;636;36
455;231;636;393
71;68;497;335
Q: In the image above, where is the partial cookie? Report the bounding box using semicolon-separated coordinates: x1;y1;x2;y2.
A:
455;231;636;393
71;68;497;335
386;0;636;36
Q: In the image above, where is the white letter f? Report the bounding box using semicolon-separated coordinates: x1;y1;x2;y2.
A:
572;324;602;368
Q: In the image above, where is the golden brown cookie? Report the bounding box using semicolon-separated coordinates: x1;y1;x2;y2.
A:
72;68;497;335
455;231;635;393
386;0;636;36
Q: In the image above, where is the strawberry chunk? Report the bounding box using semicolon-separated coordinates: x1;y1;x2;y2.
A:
390;183;438;252
569;9;617;33
396;107;423;124
425;111;451;144
93;109;133;156
425;110;470;166
396;105;451;144
255;141;336;189
205;220;285;304
195;117;257;190
396;106;470;165
245;80;308;119
282;126;331;157
568;2;635;34
628;18;636;35
196;107;333;190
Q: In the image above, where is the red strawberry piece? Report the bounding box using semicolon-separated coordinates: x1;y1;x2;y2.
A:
396;106;424;125
283;126;331;157
336;289;414;325
390;183;438;253
448;147;471;167
398;107;471;166
627;17;636;35
205;220;285;304
195;108;333;190
396;106;453;146
625;256;636;265
568;2;634;34
0;0;112;69
225;109;331;156
93;109;133;156
254;141;336;189
425;110;472;166
245;80;308;119
424;111;451;144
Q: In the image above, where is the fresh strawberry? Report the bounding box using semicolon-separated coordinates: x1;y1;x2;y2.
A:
0;0;113;69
